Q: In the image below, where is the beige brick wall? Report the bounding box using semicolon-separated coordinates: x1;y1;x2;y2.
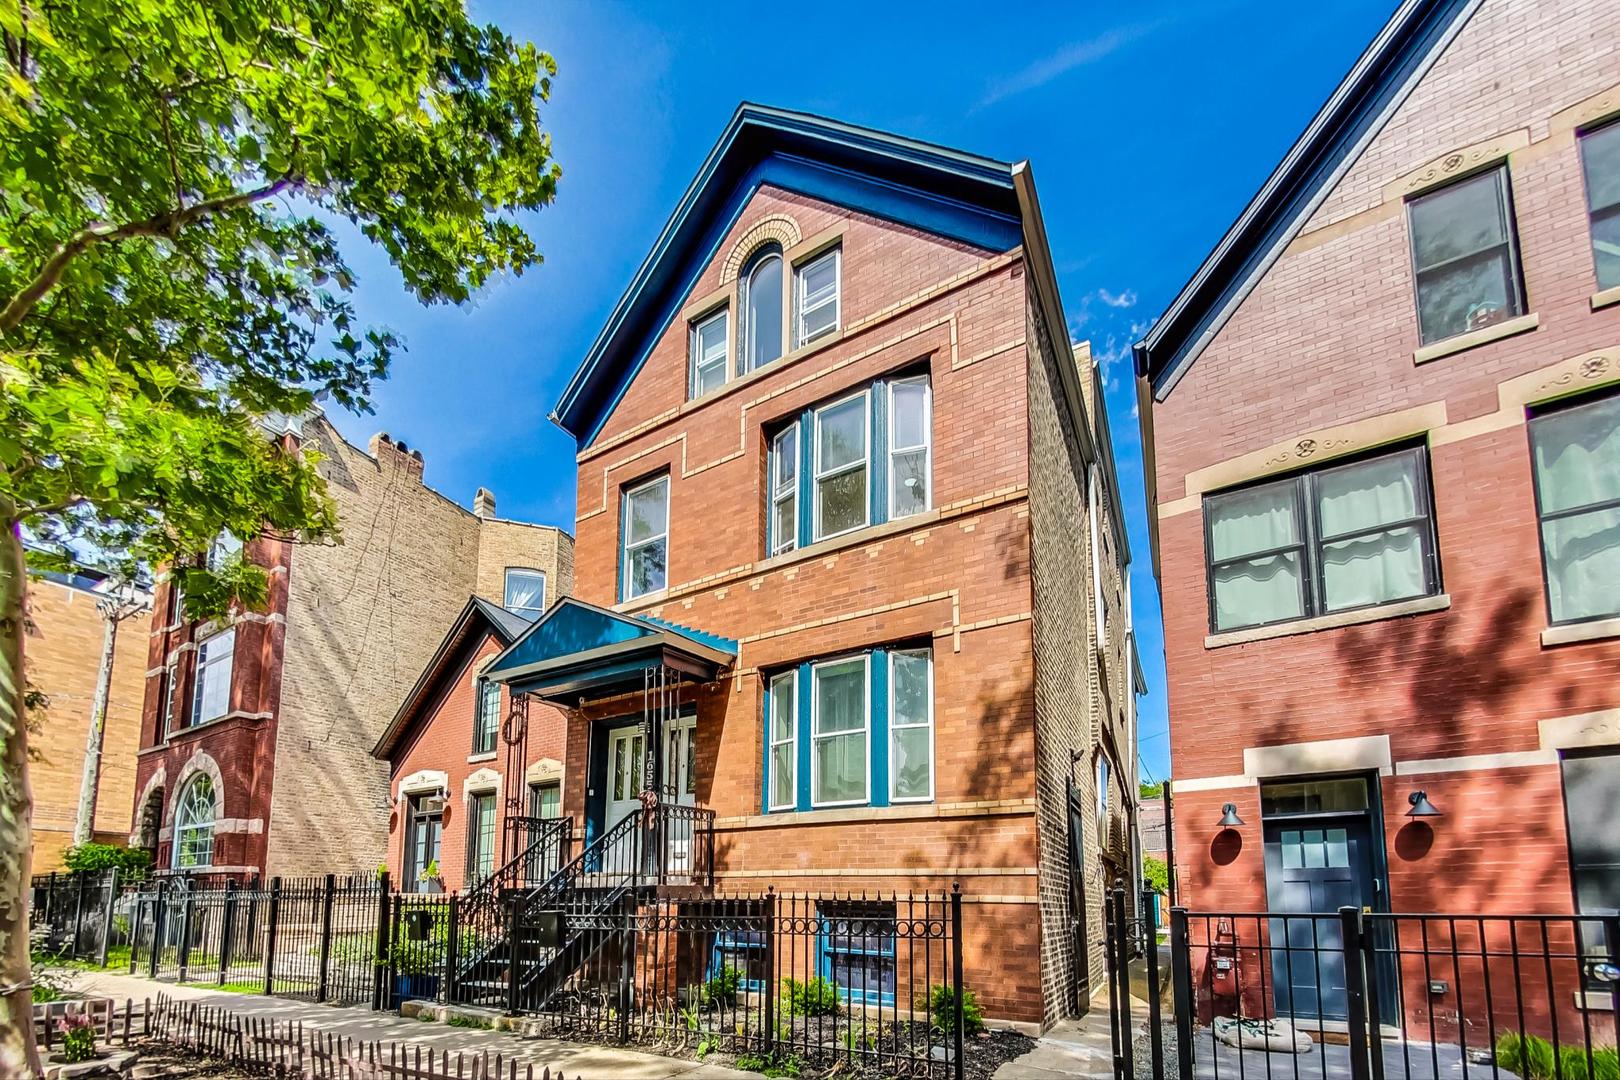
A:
263;418;575;876
26;577;151;871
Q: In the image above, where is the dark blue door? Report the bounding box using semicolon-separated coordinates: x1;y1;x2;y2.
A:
1263;819;1375;1022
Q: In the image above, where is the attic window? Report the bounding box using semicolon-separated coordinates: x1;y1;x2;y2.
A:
741;246;784;373
1406;167;1525;345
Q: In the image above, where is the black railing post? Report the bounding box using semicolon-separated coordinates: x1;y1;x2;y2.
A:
128;887;145;973
99;868;120;968
262;878;282;997
176;886;195;983
1112;887;1134;1080
951;883;965;1080
72;870;88;959
1142;888;1164;1080
618;896;636;1044
316;873;336;1003
148;885;163;979
1170;907;1194;1080
1362;915;1387;1080
219;880;238;985
46;871;57;931
1340;906;1372;1080
371;872;390;1011
444;894;461;1005
762;888;777;1057
1605;914;1620;1057
506;895;521;1016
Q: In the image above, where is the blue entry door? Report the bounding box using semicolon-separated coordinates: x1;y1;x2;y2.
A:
1262;818;1375;1022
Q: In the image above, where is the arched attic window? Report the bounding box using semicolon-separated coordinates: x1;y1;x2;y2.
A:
740;245;784;374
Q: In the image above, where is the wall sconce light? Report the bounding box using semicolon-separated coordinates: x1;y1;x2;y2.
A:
1407;790;1442;818
1218;803;1245;828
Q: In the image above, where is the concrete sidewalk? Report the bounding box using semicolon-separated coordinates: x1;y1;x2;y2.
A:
69;970;763;1080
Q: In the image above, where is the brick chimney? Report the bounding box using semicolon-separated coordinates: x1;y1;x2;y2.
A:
473;487;497;519
368;432;425;480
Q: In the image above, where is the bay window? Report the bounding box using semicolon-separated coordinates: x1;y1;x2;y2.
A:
770;424;799;556
815;392;870;541
1528;390;1620;624
812;656;869;807
621;475;670;601
1204;446;1440;633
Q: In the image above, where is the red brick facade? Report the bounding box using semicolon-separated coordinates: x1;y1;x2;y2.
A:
1141;0;1620;1040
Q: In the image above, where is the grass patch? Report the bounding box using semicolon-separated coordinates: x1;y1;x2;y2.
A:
1497;1033;1620;1080
446;1015;492;1030
31;946;131;972
179;980;262;994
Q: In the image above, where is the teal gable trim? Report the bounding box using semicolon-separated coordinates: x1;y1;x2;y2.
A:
639;615;739;655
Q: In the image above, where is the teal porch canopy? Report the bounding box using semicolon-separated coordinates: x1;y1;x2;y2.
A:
482;597;737;705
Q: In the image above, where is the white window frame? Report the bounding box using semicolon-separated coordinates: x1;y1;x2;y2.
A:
690;308;729;399
809;653;871;809
503;567;547;616
770;423;800;556
171;775;216;870
622;475;670;601
795;247;841;348
742;250;785;374
473;677;501;755
767;670;798;812
191;627;236;725
887;649;934;804
887;376;932;520
812;390;871;543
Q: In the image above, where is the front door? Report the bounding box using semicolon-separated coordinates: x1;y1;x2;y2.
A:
1262;781;1382;1023
663;716;698;873
604;726;646;873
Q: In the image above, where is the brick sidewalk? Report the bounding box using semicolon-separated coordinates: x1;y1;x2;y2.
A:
67;969;763;1079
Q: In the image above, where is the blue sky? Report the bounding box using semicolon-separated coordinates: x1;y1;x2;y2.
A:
323;0;1394;785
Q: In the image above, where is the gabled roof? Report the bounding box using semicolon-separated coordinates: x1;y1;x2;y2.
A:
483;597;737;702
1133;0;1480;398
371;596;537;760
550;103;1031;448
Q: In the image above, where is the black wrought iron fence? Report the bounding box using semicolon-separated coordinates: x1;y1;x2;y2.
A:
1103;886;1620;1080
28;870;129;963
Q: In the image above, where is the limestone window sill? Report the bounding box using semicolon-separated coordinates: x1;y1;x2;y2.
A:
1541;617;1620;647
1412;313;1539;365
1575;990;1613;1011
1205;593;1452;649
466;751;498;764
1591;285;1620;311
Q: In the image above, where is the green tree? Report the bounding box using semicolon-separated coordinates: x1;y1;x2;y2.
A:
0;2;558;1072
1139;781;1164;800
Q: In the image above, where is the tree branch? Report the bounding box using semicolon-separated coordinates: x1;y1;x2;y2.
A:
0;177;297;335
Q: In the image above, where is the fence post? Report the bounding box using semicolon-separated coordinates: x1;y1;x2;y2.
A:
99;868;120;968
1112;887;1134;1080
176;886;195;983
617;898;636;1044
506;895;521;1016
1170;907;1194;1080
950;883;965;1080
219;880;238;986
128;888;145;973
1142;888;1164;1080
371;872;391;1011
1605;914;1620;1063
262;878;282;997
1339;907;1372;1080
148;885;163;979
72;870;88;959
47;871;57;931
316;873;336;1003
444;894;461;1004
1362;915;1387;1080
761;888;777;1056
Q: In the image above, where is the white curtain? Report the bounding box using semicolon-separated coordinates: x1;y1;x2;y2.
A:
1210;485;1302;629
1536;397;1620;622
1317;455;1426;612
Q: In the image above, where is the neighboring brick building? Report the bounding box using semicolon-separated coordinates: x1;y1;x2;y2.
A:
25;563;151;871
472;105;1140;1029
132;411;574;880
1136;0;1619;1033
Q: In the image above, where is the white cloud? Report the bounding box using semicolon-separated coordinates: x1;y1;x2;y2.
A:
977;20;1167;109
1098;288;1137;309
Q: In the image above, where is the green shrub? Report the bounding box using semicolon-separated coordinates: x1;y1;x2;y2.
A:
62;842;153;881
57;1013;97;1063
704;964;743;1008
1497;1032;1620;1080
447;1015;491;1030
918;983;984;1036
1143;855;1169;895
782;976;839;1017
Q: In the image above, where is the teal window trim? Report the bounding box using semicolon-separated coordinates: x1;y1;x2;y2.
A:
768;373;931;558
763;647;934;815
816;899;898;1007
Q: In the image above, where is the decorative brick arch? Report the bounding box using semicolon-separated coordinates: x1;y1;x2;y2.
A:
131;767;166;847
169;750;225;827
720;215;802;284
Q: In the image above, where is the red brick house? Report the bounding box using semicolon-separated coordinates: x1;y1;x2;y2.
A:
133;412;574;880
1135;0;1620;1031
453;105;1141;1031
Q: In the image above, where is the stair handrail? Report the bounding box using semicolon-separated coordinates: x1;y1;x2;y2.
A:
517;803;647;922
462;816;572;924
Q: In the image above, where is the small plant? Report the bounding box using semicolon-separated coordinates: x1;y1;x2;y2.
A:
1497;1032;1620;1080
695;1032;721;1060
919;983;984;1037
57;1013;98;1063
840;1024;875;1052
704;964;743;1008
30;957;74;1003
447;1015;492;1030
62;842;154;881
736;1051;803;1077
418;859;441;882
783;976;839;1017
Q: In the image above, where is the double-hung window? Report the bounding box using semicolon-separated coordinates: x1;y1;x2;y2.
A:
767;671;797;811
814;392;870;541
769;424;800;556
621;475;670;601
888;649;932;802
503;568;546;617
1204;446;1440;633
1580;119;1620;291
1406;166;1526;345
206;531;242;572
811;656;868;807
888;377;931;518
467;792;496;883
1528;390;1620;625
741;248;785;373
473;677;500;755
690;309;729;399
190;627;236;725
795;248;840;347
